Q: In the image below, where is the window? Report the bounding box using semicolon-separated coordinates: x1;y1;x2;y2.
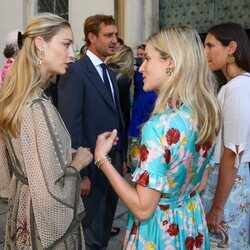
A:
37;0;68;20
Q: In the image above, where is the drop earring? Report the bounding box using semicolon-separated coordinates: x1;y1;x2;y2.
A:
226;54;235;64
37;51;45;66
166;68;173;76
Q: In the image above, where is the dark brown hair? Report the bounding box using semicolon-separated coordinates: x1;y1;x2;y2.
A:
208;22;250;72
3;45;15;58
137;44;146;51
84;14;116;46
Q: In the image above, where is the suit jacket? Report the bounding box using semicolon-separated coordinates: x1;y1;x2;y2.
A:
58;55;124;227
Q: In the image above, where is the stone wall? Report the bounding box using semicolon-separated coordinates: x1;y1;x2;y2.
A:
159;0;250;33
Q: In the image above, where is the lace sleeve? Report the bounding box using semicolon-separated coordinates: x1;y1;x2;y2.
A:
20;99;83;248
0;137;11;191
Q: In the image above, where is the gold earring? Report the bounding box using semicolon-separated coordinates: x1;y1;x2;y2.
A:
37;51;45;66
226;55;235;64
166;68;173;76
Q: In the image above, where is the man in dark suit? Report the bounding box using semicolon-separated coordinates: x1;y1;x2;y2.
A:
58;14;126;249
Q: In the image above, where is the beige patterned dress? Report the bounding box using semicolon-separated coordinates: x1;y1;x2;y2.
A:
0;97;85;249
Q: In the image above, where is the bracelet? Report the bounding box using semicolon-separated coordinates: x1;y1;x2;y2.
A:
94;155;111;169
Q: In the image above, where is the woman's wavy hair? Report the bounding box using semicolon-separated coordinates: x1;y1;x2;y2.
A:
106;44;134;79
0;13;70;138
148;25;221;144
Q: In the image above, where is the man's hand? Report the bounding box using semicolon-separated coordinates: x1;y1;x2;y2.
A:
81;176;91;196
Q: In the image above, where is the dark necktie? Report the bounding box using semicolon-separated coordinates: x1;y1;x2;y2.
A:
100;63;113;99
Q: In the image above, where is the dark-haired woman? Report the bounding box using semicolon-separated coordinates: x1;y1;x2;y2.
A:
202;22;250;249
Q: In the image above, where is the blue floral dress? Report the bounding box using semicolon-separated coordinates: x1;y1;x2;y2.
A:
123;104;213;250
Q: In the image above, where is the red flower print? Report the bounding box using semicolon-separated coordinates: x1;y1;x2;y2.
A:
201;141;212;157
167;223;179;236
164;148;171;163
137;171;149;186
185;236;195;250
162;220;168;226
195;233;204;248
166;128;180;145
131;222;138;235
140;144;149;161
167;98;180;109
202;141;212;151
196;141;213;157
16;218;31;247
190;191;196;198
195;144;201;152
159;204;170;211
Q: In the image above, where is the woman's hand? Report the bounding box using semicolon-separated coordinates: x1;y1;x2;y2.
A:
206;206;223;233
95;129;118;160
70;147;93;172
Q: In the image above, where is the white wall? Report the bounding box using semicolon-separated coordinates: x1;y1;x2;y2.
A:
0;0;159;67
0;0;27;68
69;0;115;54
124;0;159;55
0;0;115;67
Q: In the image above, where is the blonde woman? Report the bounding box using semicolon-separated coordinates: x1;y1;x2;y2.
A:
0;13;92;249
107;44;134;153
94;26;220;249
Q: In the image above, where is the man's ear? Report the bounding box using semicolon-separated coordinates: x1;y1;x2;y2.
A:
228;41;237;55
34;36;45;51
88;32;96;44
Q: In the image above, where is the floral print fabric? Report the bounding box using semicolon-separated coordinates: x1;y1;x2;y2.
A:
123;104;213;249
202;164;250;249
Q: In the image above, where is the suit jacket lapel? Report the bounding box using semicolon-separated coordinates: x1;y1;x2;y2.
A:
84;56;117;111
107;67;125;126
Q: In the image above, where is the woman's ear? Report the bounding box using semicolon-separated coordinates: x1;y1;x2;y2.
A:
34;36;45;51
166;57;175;71
228;41;237;55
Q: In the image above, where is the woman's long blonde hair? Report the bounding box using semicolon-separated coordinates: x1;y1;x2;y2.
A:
0;13;70;138
106;44;134;80
149;26;220;144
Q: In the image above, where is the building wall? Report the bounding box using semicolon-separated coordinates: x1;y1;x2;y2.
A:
69;0;115;54
124;0;159;52
159;0;250;33
0;0;115;68
0;0;26;68
0;0;161;68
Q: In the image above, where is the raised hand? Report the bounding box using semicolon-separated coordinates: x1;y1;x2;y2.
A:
70;147;93;172
95;129;118;160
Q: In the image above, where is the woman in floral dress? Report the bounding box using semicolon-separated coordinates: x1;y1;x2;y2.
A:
93;26;221;249
202;22;250;249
